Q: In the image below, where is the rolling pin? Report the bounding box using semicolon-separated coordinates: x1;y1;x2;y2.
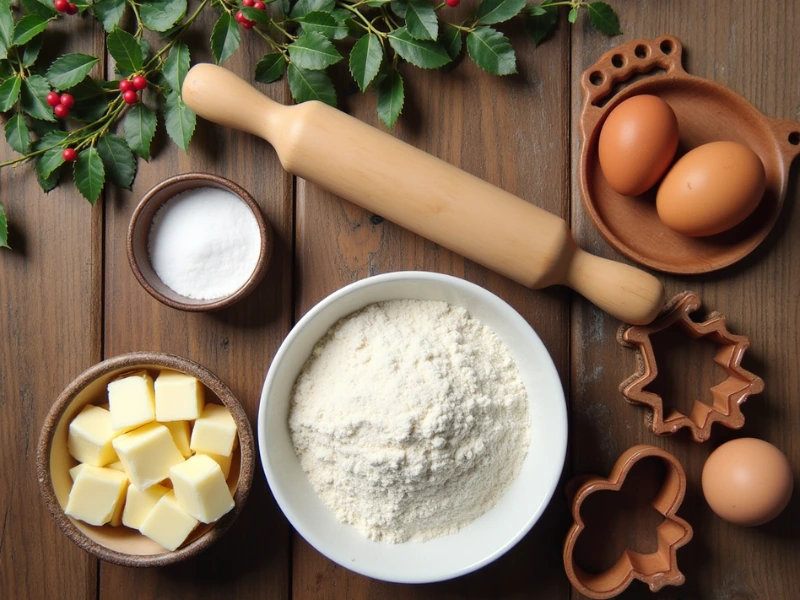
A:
182;64;664;324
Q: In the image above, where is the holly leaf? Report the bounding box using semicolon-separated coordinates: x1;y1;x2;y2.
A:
97;133;136;189
376;69;403;128
440;25;462;60
288;32;343;70
466;26;516;75
36;163;60;192
140;0;187;32
164;89;195;152
22;34;44;67
0;75;21;112
568;6;578;23
349;33;382;92
73;147;105;204
476;0;527;25
296;11;347;40
390;0;407;19
93;0;127;32
210;12;240;64
138;37;151;61
0;61;12;83
163;42;190;92
35;130;68;179
286;63;336;106
4;112;30;154
254;53;287;84
21;75;56;121
0;203;9;249
290;0;335;19
123;102;157;159
13;15;50;46
46;53;99;90
108;27;144;74
588;1;621;35
387;27;450;69
241;7;270;26
405;0;437;41
526;3;558;46
68;78;110;122
20;0;58;18
0;3;13;60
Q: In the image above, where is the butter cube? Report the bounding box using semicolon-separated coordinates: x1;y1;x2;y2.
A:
190;404;237;457
139;491;198;551
68;463;85;481
109;472;130;527
68;405;119;466
65;465;128;527
121;483;170;530
108;460;125;472
203;452;233;479
170;455;235;524
108;371;155;433
164;421;192;458
112;422;185;490
155;371;205;422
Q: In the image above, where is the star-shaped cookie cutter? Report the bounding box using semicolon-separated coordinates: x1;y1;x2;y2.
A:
617;291;764;442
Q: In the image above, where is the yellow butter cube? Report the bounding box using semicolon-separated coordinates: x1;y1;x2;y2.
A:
164;421;192;458
170;455;234;524
68;405;119;466
190;404;237;457
65;465;128;527
108;371;156;433
155;371;205;422
68;463;85;481
107;460;125;472
203;452;233;479
121;483;170;530
112;422;185;490
139;491;198;551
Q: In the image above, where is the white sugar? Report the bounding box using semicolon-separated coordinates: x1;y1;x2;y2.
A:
148;187;261;300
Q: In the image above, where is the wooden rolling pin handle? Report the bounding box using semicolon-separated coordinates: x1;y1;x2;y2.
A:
183;64;665;325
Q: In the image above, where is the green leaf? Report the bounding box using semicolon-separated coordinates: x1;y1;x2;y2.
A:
526;4;558;46
0;3;13;61
0;61;12;83
138;37;151;61
288;32;343;70
35;130;68;179
97;133;136;189
4;112;29;154
476;0;527;25
376;69;403;128
290;0;335;19
588;1;621;35
254;53;287;84
210;13;240;64
286;63;336;106
440;25;462;60
404;0;437;41
241;6;270;26
22;34;44;67
467;26;516;75
73;147;105;204
567;6;578;23
46;53;99;90
164;90;195;152
0;203;9;249
13;15;49;46
0;75;21;112
387;27;450;69
68;78;110;122
163;42;190;91
108;27;144;74
140;0;187;32
297;11;347;40
349;34;382;92
21;75;56;121
390;0;407;19
93;0;127;32
123;103;157;159
36;163;60;192
20;0;58;18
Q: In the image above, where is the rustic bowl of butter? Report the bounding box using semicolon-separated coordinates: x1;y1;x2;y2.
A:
37;352;254;567
127;173;272;311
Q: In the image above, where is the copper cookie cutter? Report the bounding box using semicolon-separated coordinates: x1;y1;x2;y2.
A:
563;445;693;599
617;291;763;442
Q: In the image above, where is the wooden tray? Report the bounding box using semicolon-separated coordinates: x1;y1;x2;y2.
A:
578;36;800;274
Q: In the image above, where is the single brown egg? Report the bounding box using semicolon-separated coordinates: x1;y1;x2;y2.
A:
656;141;766;236
598;94;679;196
702;438;793;526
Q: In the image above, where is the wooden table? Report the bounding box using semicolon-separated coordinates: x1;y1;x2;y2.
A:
2;1;798;598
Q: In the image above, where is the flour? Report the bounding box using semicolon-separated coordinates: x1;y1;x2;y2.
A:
289;299;530;543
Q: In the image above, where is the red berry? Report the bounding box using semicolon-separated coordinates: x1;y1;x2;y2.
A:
235;10;245;23
54;0;67;12
66;2;77;14
242;0;254;5
242;19;254;28
59;93;75;108
122;90;138;104
254;1;265;8
46;92;60;107
119;79;133;92
54;104;69;118
132;75;147;91
62;148;77;162
446;0;460;6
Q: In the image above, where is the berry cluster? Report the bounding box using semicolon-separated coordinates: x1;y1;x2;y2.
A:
235;0;265;29
53;0;78;15
119;75;147;105
46;91;74;119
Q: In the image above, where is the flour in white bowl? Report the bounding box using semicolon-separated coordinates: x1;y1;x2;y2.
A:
288;299;530;543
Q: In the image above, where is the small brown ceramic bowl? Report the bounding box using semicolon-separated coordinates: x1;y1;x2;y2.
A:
36;352;255;567
127;173;272;311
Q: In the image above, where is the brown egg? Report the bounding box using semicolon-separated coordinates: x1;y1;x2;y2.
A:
598;94;679;196
702;438;793;526
656;141;766;236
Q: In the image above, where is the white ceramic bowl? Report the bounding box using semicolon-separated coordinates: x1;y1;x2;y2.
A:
258;272;567;583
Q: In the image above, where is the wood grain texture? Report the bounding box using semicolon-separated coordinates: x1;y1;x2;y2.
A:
569;2;800;599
